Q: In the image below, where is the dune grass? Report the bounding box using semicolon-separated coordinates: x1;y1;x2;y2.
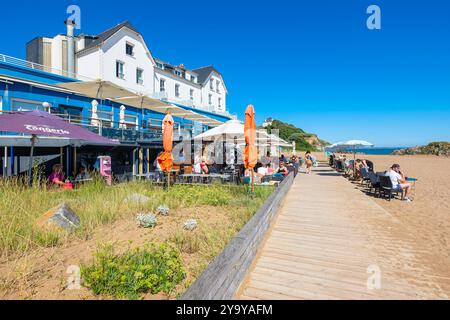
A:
0;177;273;262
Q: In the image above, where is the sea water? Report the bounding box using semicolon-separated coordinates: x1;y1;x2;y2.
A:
347;147;406;155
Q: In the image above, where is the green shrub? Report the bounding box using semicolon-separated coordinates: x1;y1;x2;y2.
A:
81;242;185;300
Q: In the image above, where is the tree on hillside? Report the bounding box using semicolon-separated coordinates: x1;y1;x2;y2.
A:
265;120;318;151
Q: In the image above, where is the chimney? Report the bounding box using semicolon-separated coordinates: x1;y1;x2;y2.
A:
65;19;76;76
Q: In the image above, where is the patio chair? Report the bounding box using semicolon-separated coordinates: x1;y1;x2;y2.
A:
360;167;371;186
368;171;381;197
335;160;343;172
379;175;404;201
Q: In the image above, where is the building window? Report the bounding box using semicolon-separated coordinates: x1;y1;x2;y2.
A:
218;97;222;109
210;79;214;90
208;94;212;105
160;79;165;92
126;43;134;56
175;84;180;97
216;80;220;93
136;68;143;85
190;89;194;100
190;75;196;83
11;98;45;112
156;62;164;69
116;61;125;79
174;70;182;77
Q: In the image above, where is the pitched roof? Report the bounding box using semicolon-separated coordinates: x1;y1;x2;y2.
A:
76;21;139;54
192;66;222;85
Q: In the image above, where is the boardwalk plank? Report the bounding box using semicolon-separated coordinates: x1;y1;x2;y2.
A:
236;165;448;300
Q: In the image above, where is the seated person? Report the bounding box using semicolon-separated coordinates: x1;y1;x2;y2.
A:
364;159;374;172
354;159;363;177
48;164;66;187
386;164;412;202
75;166;91;182
290;155;300;169
200;158;209;174
261;151;272;166
257;163;270;177
276;162;289;176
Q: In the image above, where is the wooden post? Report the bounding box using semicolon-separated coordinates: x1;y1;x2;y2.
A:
60;147;63;166
73;147;77;177
168;171;170;191
3;146;7;177
139;147;143;176
132;148;136;179
146;148;150;177
28;135;37;187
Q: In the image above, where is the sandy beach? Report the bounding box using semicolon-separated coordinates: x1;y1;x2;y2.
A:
313;152;450;291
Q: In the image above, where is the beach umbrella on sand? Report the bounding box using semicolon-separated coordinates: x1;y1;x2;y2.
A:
244;105;257;193
0;110;118;186
342;140;374;176
326;142;344;150
158;113;174;188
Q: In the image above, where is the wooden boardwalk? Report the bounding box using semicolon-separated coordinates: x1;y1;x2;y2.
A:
237;164;449;300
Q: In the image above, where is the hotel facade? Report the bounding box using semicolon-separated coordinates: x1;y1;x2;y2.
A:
0;20;234;178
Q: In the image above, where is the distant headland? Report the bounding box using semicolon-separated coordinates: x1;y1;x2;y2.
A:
393;142;450;157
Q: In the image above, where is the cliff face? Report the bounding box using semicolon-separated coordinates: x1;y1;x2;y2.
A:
263;120;329;151
393;142;450;156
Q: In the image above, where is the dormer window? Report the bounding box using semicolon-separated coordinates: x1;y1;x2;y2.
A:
190;75;196;83
126;43;134;56
174;70;182;77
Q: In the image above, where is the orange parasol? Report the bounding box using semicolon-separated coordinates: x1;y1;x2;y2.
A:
244;104;257;169
244;105;257;192
158;113;174;172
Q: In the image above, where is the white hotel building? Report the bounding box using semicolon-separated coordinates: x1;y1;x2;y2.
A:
26;21;231;118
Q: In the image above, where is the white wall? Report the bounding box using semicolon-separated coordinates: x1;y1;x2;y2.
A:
41;26;229;116
154;69;201;107
200;72;227;113
100;28;154;95
76;48;101;79
50;35;64;71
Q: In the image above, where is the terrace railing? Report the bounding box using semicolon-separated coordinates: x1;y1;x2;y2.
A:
51;112;165;143
0;53;92;81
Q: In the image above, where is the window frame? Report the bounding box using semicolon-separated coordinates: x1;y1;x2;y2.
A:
116;60;125;79
125;42;134;56
136;68;144;85
160;78;166;92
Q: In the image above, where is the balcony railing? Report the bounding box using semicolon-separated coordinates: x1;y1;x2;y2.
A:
151;91;169;100
0;53;93;81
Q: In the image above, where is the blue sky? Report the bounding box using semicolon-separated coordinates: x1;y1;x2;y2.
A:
0;0;449;147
